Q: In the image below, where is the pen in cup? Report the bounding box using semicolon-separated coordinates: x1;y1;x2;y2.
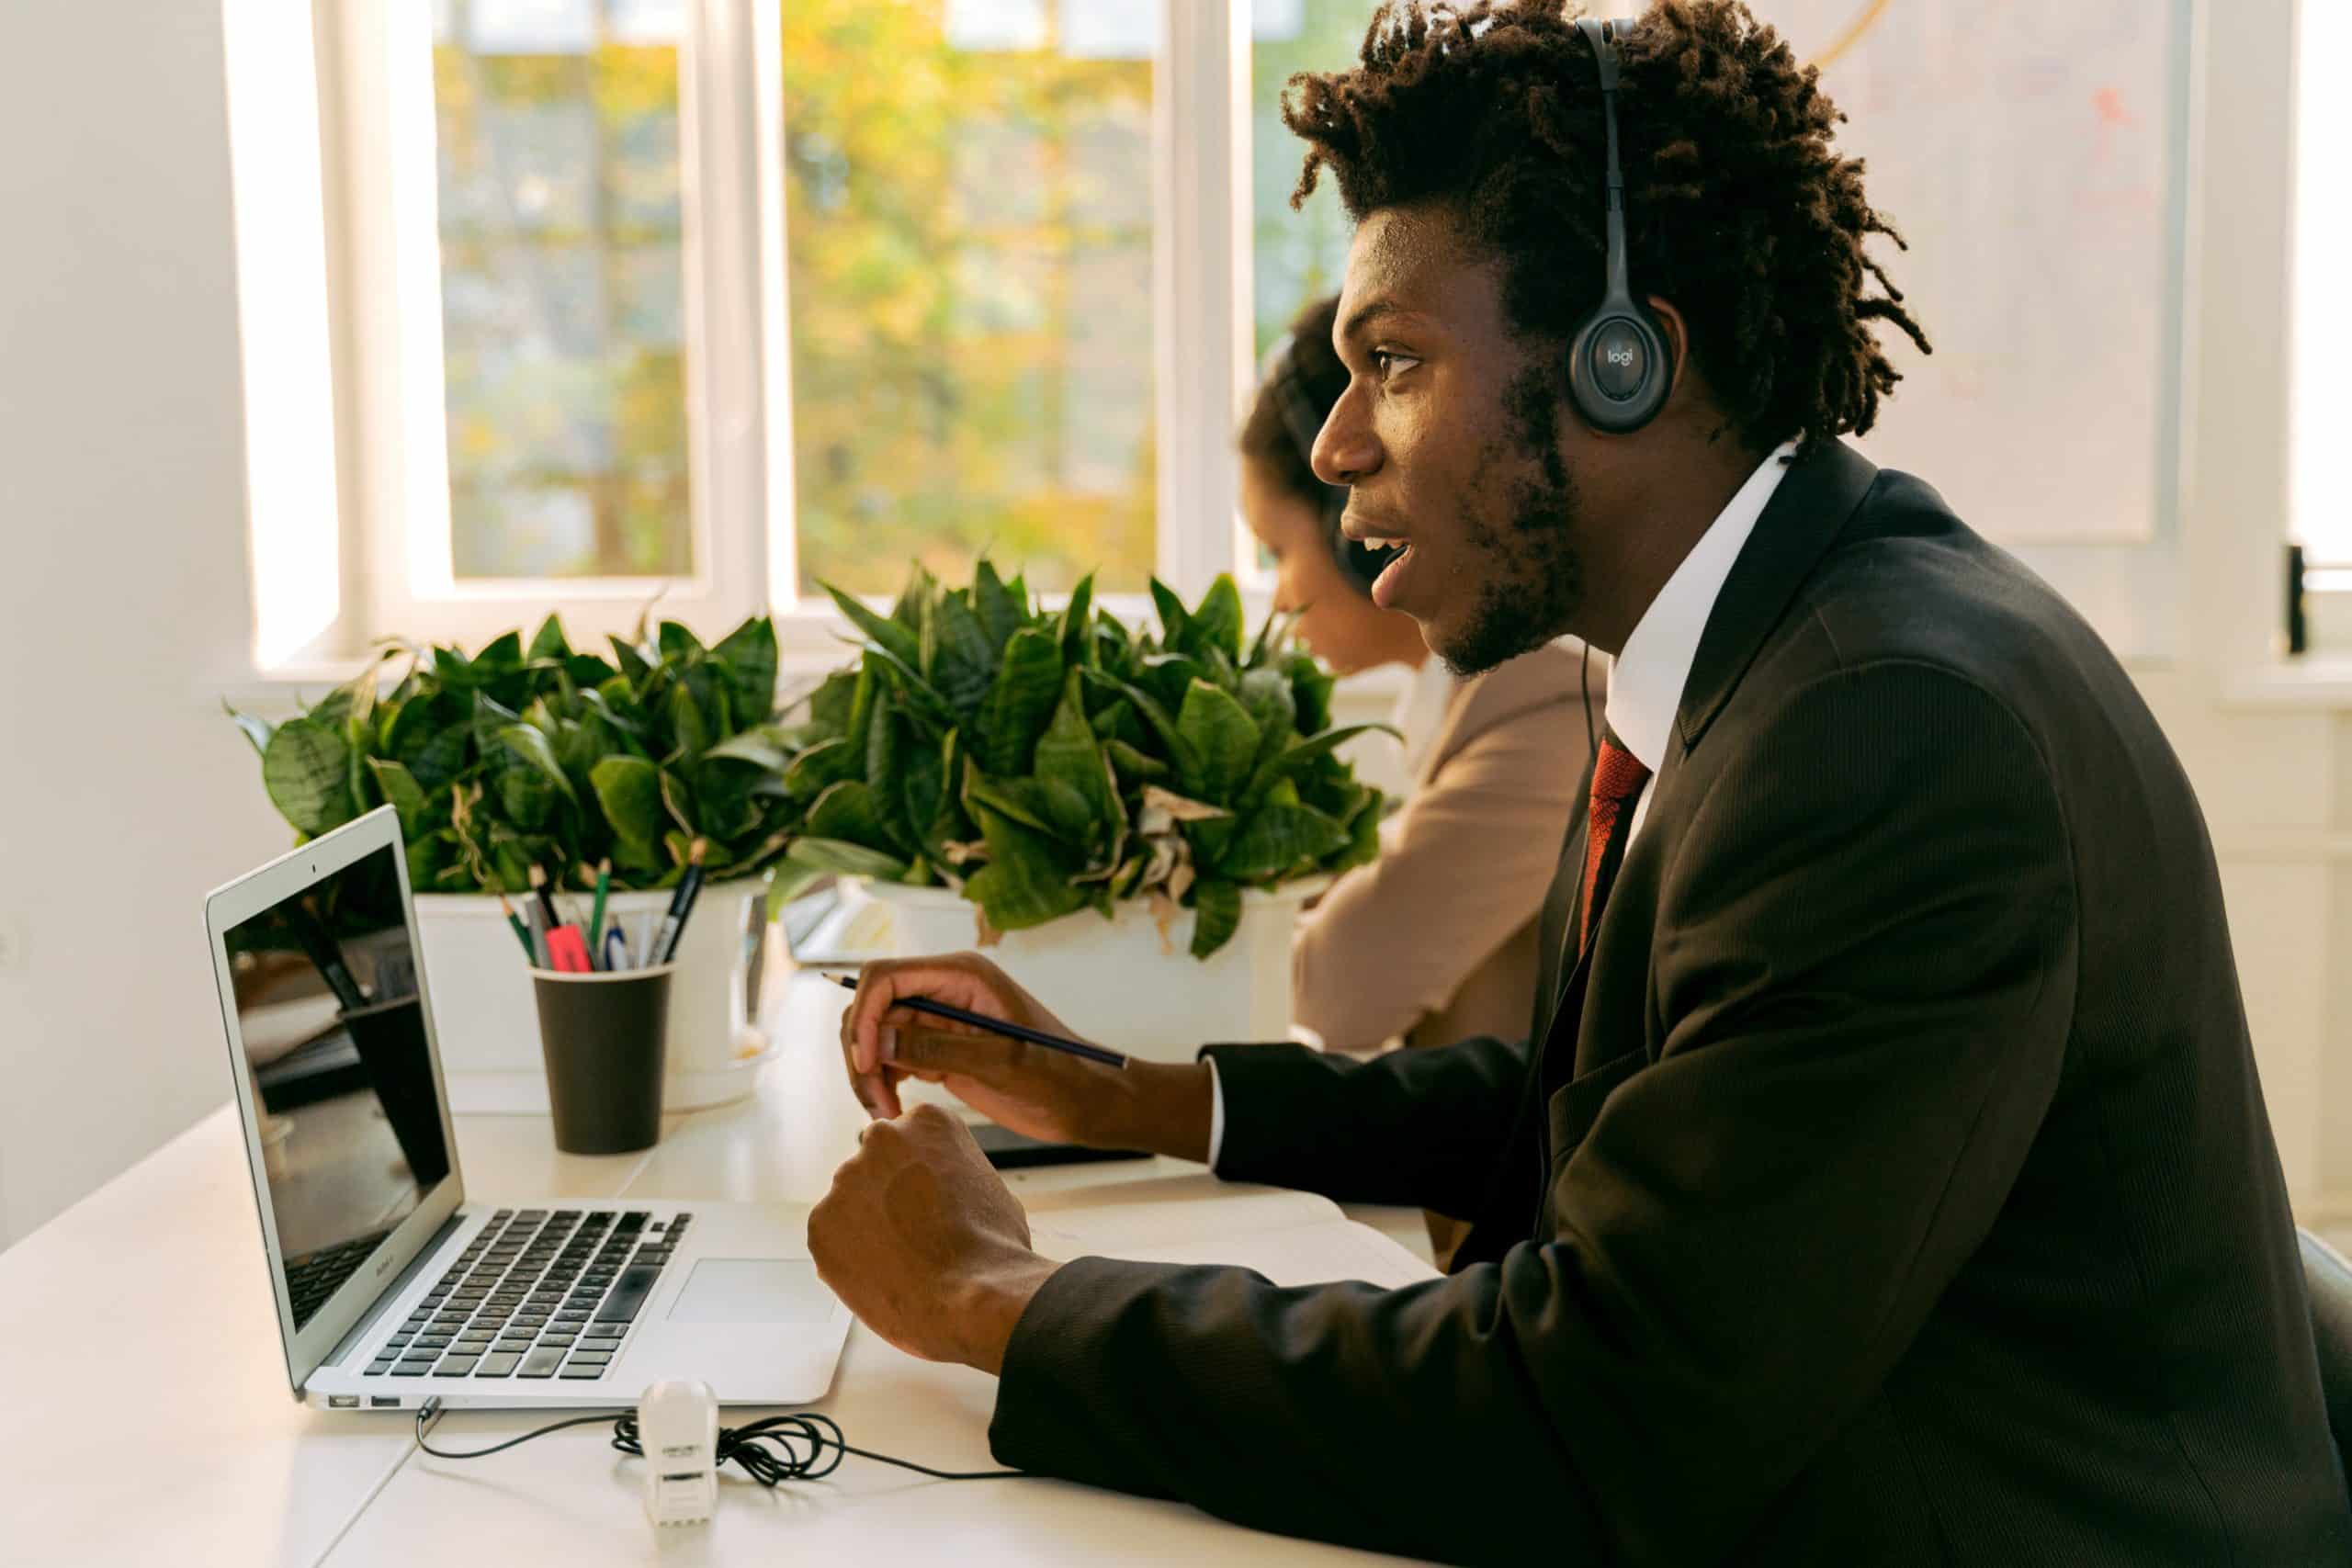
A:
650;839;708;967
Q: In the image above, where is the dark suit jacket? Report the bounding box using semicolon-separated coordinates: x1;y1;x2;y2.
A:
987;440;2352;1564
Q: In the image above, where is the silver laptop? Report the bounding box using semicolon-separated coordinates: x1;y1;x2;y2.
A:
204;807;849;1411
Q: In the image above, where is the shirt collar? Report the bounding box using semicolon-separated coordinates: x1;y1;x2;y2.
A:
1603;440;1800;773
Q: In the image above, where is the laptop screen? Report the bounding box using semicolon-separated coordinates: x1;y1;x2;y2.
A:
221;841;449;1331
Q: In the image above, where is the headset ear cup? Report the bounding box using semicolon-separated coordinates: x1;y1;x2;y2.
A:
1566;303;1673;434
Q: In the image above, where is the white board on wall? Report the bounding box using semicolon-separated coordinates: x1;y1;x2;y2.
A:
1766;0;2190;545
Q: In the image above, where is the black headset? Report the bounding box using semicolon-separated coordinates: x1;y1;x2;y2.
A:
1566;16;1672;434
1262;331;1385;594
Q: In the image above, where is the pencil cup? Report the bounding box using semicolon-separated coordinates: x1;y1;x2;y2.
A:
530;965;673;1156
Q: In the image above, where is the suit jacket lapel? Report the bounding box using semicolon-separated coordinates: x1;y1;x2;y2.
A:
1672;439;1882;755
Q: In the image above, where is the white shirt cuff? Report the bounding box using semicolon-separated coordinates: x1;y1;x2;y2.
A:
1204;1055;1226;1172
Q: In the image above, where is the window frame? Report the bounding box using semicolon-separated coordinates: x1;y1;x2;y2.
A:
305;0;1261;670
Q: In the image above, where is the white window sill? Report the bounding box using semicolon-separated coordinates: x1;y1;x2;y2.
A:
2221;660;2352;709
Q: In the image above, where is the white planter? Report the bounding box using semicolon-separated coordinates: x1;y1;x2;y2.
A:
850;877;1323;1064
413;880;775;1112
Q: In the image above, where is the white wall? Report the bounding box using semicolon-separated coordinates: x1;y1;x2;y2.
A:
0;0;291;1247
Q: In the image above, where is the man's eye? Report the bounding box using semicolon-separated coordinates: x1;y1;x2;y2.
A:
1370;349;1420;382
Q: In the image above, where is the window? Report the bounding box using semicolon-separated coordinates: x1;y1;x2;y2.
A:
1249;0;1362;361
252;3;1267;665
430;1;694;581
779;1;1160;597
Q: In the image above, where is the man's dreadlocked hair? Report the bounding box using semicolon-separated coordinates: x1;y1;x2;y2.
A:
1283;0;1930;455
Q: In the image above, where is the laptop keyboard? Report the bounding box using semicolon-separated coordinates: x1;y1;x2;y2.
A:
361;1208;688;1382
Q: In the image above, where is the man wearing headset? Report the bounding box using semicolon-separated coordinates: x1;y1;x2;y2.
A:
810;5;2352;1562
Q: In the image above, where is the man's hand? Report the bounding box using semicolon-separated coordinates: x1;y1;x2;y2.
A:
836;952;1215;1160
807;1103;1058;1374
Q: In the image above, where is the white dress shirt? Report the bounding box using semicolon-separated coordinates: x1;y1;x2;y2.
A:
1206;440;1800;1171
1604;441;1798;846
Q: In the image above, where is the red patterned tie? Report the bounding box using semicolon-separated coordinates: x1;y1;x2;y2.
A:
1578;734;1653;956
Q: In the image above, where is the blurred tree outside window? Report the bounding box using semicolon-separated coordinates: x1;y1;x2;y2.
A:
781;0;1159;598
431;0;693;581
1250;0;1363;365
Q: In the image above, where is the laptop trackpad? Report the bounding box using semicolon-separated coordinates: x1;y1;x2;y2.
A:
665;1258;836;1325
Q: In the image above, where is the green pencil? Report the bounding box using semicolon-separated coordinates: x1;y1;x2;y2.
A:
587;858;612;953
497;894;534;960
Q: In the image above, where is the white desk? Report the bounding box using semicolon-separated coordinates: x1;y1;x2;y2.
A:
0;972;1429;1565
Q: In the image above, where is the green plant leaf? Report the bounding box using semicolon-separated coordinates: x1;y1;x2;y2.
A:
659;769;698;837
223;700;275;758
1285;649;1336;736
1105;739;1168;781
801;778;880;844
590;756;662;856
1189;878;1242;959
389;698;469;792
963;769;1083;841
1218;801;1350;880
701;727;789;772
1058;571;1095;668
711;615;778;724
497;724;580;805
1034;669;1122;851
963;806;1087;931
973;559;1025;652
783;736;862;802
1189;574;1243;662
656;621;704;663
1175;678;1259;804
1238;666;1298;778
1105;676;1199;785
368;757;430;831
1244;722;1399;802
527;614;571;662
1148;578;1189;647
889;564;936;631
262;717;356;836
900;724;954;859
976;626;1064;775
1142;652;1208;714
924;591;998;716
609;635;652;686
803;669;861;735
766;838;907;908
863;693;916;854
824;583;921;670
667;681;712;761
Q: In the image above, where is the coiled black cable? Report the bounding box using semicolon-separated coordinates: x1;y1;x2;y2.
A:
413;1399;1023;1485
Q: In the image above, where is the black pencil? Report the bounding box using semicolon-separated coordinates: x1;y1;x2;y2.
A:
826;974;1127;1070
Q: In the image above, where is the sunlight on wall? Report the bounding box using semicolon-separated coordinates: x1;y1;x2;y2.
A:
221;0;340;666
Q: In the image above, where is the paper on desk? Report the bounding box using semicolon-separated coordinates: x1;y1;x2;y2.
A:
1036;1216;1441;1292
1023;1177;1341;1251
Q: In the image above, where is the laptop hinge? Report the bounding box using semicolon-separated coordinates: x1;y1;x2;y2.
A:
316;1209;469;1373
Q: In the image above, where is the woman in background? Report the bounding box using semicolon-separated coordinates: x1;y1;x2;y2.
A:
1239;295;1595;1260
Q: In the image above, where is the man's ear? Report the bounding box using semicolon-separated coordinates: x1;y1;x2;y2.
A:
1645;295;1691;389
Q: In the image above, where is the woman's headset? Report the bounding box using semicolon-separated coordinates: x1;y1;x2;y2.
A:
1262;332;1386;594
1566;16;1672;434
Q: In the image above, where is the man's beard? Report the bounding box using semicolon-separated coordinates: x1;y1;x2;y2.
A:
1438;367;1584;677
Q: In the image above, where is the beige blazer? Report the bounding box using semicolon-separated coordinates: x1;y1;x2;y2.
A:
1292;643;1596;1055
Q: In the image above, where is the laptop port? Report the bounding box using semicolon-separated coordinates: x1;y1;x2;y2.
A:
370;1395;401;1408
328;1394;358;1409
